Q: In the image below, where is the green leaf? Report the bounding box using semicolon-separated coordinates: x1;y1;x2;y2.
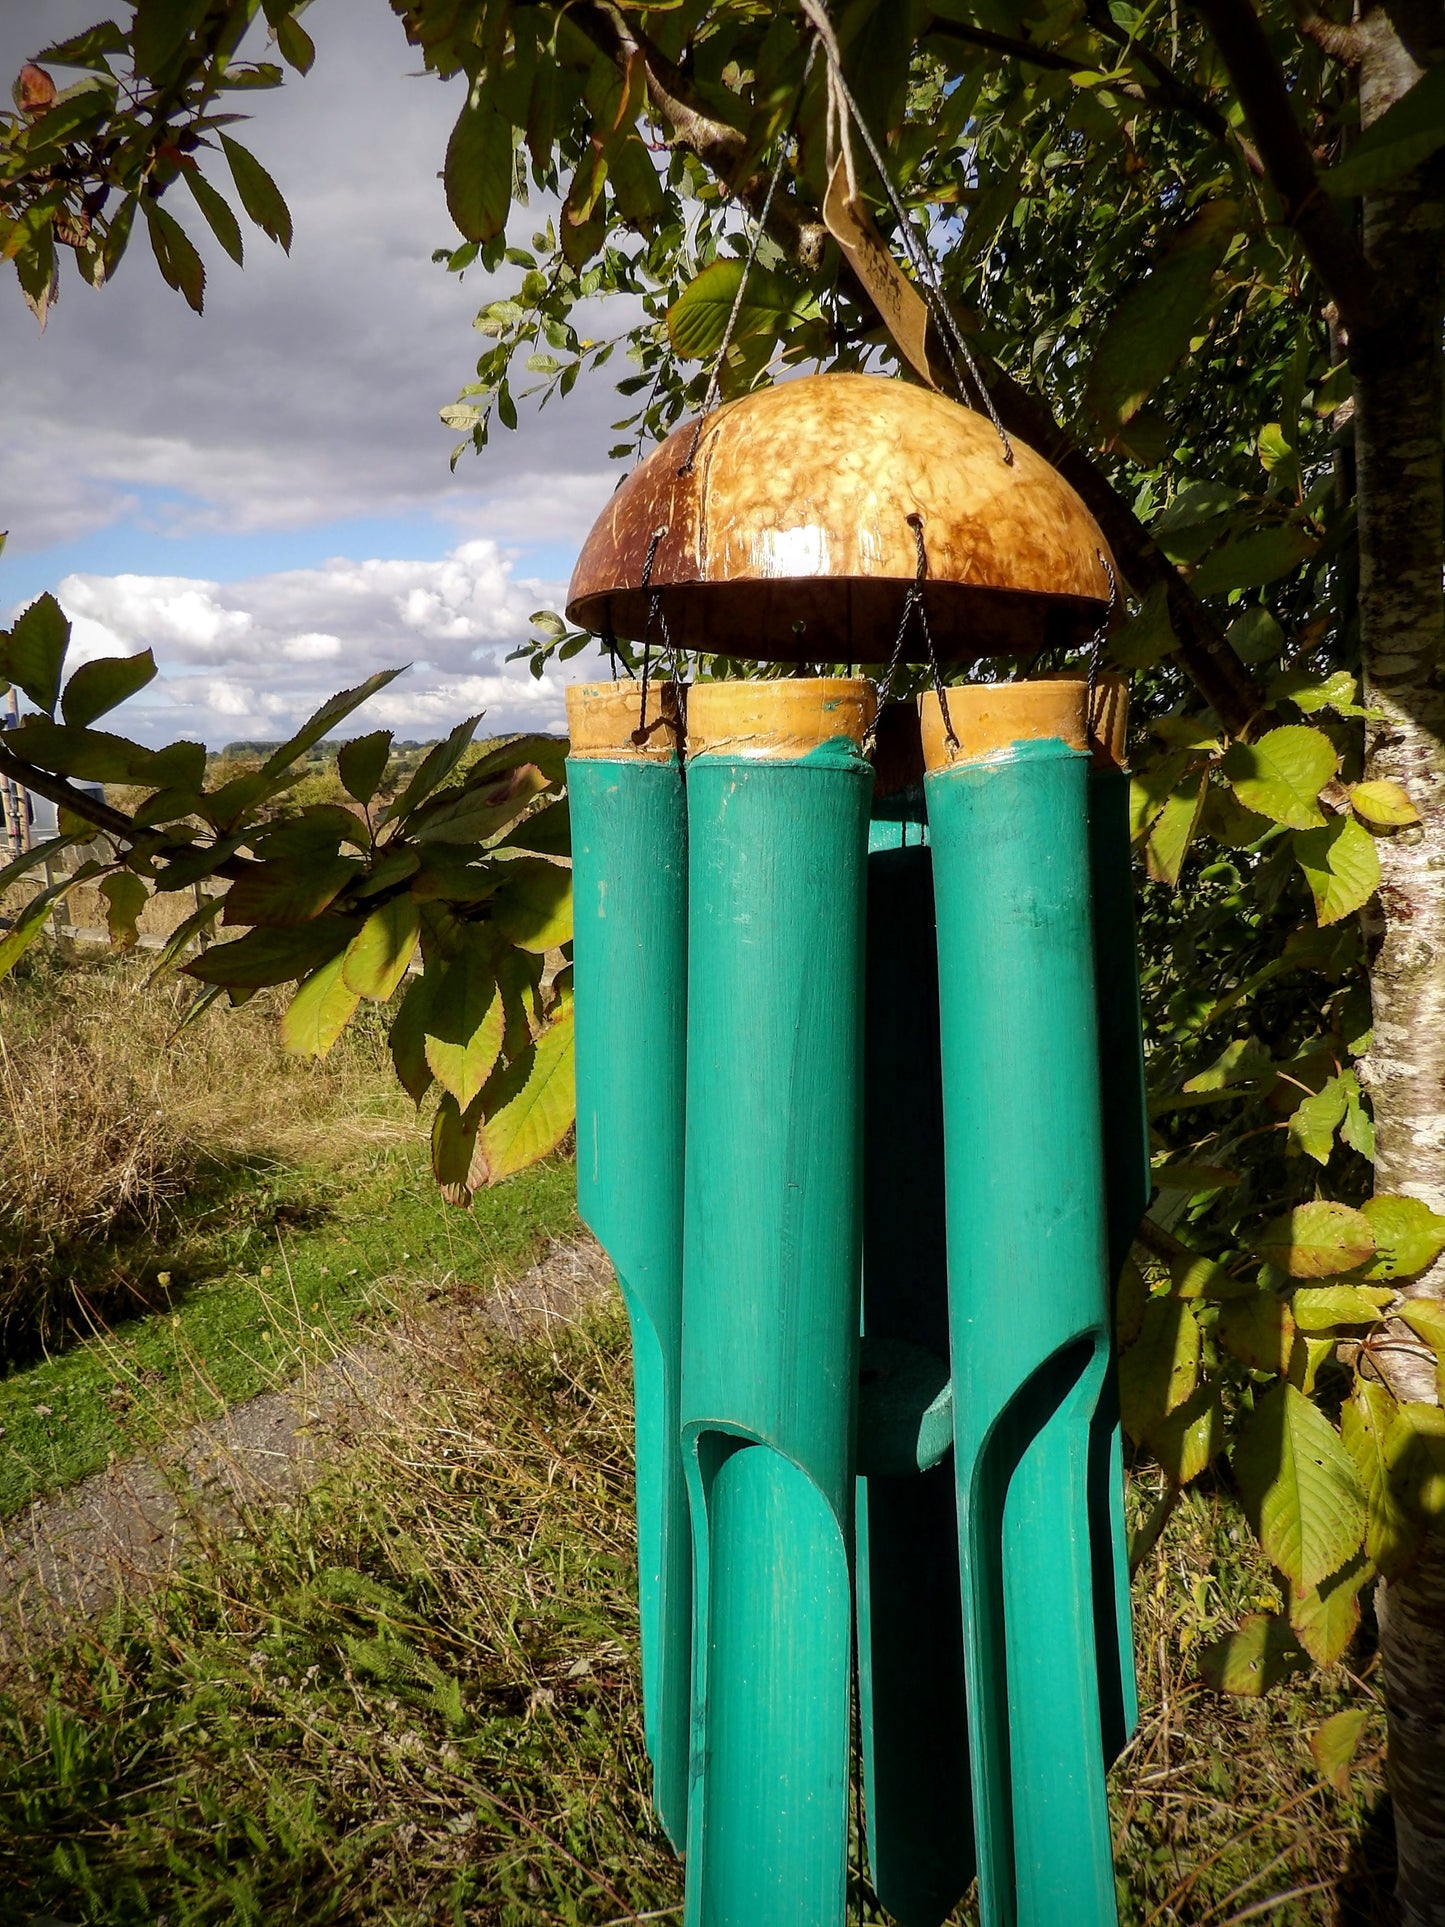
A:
1118;1295;1201;1442
491;857;572;951
1084;201;1236;427
1116;1255;1149;1346
5;718;153;785
1227;606;1284;664
444;96;513;244
1144;764;1205;886
477;1003;575;1181
0;862;103;982
1217;1289;1296;1376
1341;1380;1421;1580
431;1091;483;1207
383;716;482;821
1309;1707;1369;1792
220;134;293;250
143;197;206;313
281;951;361;1058
1256;1201;1376;1279
342;897;420;1002
1291;1285;1393;1332
133;0;211;81
1289;1553;1369;1667
1358;1195;1445;1281
1108;583;1177;671
424;935;504;1108
1293;816;1381;926
1397;1298;1445;1360
1147;1381;1225;1486
145;890;223;984
337;729;392;805
389;970;436;1106
182;166;244;266
667;258;814;360
248;806;366;860
100;870;148;950
1191;524;1317;597
1232;1381;1365;1592
2;593;70;713
1321;65;1445;197
1199;1614;1307;1697
260;670;401;779
221;855;361;928
275;13;316;73
1220;726;1335;829
410;766;549;845
498;795;570;857
1392;1402;1445;1525
1350;779;1419;828
61;648;157;728
466;733;568;788
185;918;354;989
1289;1075;1349;1164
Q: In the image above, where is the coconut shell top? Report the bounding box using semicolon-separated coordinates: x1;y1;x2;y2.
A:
566;372;1114;663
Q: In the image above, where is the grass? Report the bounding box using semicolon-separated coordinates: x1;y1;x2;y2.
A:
0;947;577;1516
0;1300;1390;1926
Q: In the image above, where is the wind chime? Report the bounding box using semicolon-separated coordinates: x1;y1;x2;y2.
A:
562;369;1150;1927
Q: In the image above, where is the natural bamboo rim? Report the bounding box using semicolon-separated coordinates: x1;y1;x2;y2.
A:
686;678;877;760
1057;670;1130;770
565;680;683;759
919;680;1089;772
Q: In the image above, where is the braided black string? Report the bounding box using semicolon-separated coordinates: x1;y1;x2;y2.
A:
865;513;958;755
633;525;670;746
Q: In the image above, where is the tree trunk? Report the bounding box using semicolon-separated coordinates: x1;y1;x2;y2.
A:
1351;17;1445;1923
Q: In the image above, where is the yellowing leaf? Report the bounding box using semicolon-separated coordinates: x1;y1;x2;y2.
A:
343;897;421;1002
431;1091;482;1208
478;1004;575;1181
1293;816;1381;926
1393;1402;1445;1523
1119;1296;1201;1442
389;971;435;1106
1256;1201;1376;1279
1220;726;1335;830
1341;1379;1421;1581
424;938;504;1109
100;870;148;951
1288;1075;1348;1165
1232;1381;1365;1592
1218;1290;1296;1376
1309;1707;1369;1792
281;951;361;1059
491;858;573;951
1146;1380;1224;1485
1291;1285;1394;1332
1144;764;1206;886
1199;1614;1307;1697
1289;1554;1369;1666
1397;1298;1445;1358
1358;1195;1445;1281
1349;779;1419;828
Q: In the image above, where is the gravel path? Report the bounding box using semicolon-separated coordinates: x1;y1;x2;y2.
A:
0;1236;614;1641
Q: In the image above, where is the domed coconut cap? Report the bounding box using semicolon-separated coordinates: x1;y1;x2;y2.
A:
566;372;1114;664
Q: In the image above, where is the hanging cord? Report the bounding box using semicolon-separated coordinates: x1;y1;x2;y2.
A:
797;0;1013;466
677;55;815;480
865;512;958;755
1085;550;1119;720
633;524;673;745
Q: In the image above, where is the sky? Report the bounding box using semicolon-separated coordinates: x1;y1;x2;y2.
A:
0;2;625;745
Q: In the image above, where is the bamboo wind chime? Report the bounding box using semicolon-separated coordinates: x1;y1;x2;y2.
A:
563;372;1150;1927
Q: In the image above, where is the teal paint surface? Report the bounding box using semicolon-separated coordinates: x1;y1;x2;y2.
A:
567;752;691;1849
926;740;1118;1927
681;737;872;1927
856;835;973;1927
1087;766;1147;1761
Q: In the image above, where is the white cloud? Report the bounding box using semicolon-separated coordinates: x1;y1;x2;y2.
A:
27;539;605;746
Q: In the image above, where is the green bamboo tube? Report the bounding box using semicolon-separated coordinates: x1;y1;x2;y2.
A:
921;682;1118;1927
855;791;973;1927
1081;675;1144;1763
566;680;691;1849
681;678;874;1927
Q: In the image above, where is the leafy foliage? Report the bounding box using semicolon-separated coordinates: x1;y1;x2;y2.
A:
0;603;573;1210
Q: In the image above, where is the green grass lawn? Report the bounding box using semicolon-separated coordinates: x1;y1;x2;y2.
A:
0;1144;578;1517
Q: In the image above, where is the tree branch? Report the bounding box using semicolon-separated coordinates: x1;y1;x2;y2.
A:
0;738;135;841
1190;0;1380;342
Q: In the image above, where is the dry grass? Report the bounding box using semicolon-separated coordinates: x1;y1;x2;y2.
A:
0;1292;1391;1926
0;947;411;1346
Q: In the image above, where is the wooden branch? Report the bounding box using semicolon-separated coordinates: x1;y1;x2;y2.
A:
1190;0;1379;342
